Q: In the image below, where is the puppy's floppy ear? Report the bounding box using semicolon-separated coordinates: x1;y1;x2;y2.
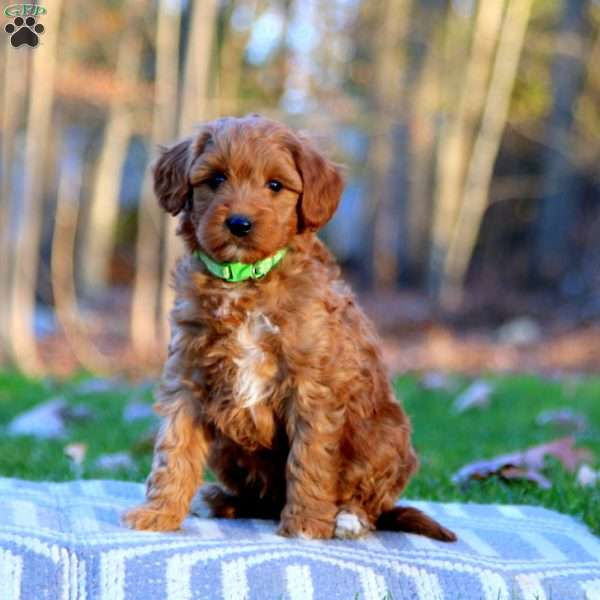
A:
153;138;192;215
153;128;214;215
292;136;344;232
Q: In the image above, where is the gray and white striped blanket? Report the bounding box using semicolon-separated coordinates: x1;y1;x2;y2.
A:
0;478;599;599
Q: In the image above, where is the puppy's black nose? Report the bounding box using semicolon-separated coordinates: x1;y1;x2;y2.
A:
225;215;253;237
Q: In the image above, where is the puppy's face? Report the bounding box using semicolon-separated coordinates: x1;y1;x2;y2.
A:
153;116;344;263
188;120;303;263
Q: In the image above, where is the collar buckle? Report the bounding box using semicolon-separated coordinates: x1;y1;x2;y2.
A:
252;262;267;279
223;265;233;281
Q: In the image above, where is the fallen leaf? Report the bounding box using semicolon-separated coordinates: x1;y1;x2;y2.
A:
64;442;87;478
7;397;68;439
500;466;552;489
576;464;599;487
421;372;454;391
123;401;155;422
64;442;88;465
94;452;136;472
452;380;493;413
75;378;124;395
536;409;588;433
453;436;593;488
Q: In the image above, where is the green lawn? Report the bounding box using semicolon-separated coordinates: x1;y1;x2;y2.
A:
0;370;598;534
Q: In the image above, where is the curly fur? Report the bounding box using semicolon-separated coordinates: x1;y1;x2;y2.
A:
123;115;456;542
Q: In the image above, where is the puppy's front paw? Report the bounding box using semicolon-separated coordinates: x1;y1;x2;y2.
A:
278;512;335;539
122;504;182;532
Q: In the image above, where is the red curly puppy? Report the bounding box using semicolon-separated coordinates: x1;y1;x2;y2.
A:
124;115;456;541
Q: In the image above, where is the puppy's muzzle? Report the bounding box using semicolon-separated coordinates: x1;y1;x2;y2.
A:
225;214;253;237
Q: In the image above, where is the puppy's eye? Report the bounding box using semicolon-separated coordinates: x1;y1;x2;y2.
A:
206;173;227;190
266;180;283;193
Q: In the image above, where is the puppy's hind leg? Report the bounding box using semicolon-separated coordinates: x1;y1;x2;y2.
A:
198;484;283;521
198;484;243;519
334;507;373;540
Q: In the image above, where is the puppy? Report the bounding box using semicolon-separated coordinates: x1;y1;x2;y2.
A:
124;115;456;541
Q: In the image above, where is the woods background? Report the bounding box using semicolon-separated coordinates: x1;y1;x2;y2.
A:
1;0;599;376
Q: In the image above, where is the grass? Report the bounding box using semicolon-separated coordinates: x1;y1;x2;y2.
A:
0;370;599;534
398;373;600;535
0;371;155;481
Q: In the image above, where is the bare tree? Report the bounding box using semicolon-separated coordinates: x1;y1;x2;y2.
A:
405;19;441;281
440;0;534;307
366;0;412;289
159;0;219;342
398;0;447;282
534;0;591;283
80;1;146;293
571;23;600;171
178;0;219;131
9;0;63;374
52;159;114;373
216;1;261;115
130;0;182;360
0;48;28;359
429;0;506;294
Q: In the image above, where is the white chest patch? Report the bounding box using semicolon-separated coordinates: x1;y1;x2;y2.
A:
233;312;279;408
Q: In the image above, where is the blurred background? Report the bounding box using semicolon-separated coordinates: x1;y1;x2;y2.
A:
1;0;600;377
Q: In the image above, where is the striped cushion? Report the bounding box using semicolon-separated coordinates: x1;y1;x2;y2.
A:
0;478;599;599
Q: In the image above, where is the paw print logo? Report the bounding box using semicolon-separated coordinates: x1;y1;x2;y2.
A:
4;16;44;48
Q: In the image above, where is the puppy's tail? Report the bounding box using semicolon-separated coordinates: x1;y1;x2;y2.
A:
376;506;457;542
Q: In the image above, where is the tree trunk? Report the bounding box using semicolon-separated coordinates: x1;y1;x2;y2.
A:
216;0;262;115
534;0;591;284
80;1;145;293
52;157;113;373
0;47;27;359
429;0;506;295
159;0;218;342
572;24;600;171
439;0;534;308
406;30;441;283
402;0;446;283
130;0;182;360
178;0;219;131
367;0;412;290
9;0;63;374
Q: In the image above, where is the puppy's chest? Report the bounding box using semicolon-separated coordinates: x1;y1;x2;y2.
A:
223;308;282;408
189;297;285;447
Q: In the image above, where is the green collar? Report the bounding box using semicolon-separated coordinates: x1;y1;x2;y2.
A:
194;248;288;283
